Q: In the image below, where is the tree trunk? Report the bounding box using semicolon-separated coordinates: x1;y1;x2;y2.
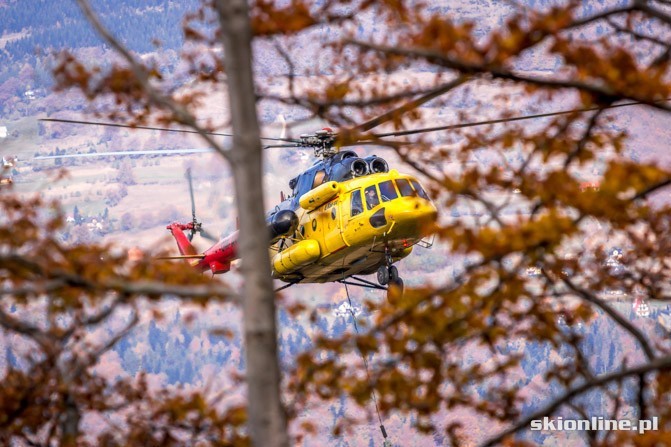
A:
214;1;288;446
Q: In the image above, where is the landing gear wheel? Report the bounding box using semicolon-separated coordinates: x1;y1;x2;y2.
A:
389;265;399;282
377;265;390;285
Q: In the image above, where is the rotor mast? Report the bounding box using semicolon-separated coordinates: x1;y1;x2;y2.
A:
298;128;339;159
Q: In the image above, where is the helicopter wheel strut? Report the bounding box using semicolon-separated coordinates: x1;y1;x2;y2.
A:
389;265;399;282
376;264;401;286
376;265;390;285
377;251;404;299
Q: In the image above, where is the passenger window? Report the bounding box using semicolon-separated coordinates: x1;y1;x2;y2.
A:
395;178;416;197
313;170;326;188
350;190;363;217
364;185;380;210
410;180;430;200
378;180;398;202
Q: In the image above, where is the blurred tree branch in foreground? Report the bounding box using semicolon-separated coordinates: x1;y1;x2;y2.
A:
5;0;671;445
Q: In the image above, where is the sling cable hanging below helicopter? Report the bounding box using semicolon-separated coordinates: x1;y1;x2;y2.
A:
342;278;393;447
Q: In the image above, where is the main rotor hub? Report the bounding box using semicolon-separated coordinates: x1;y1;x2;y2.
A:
298;128;338;159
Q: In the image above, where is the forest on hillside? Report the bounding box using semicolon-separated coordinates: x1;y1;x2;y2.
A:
0;0;195;61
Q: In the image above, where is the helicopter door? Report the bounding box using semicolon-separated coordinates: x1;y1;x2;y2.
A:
323;199;345;253
341;189;366;246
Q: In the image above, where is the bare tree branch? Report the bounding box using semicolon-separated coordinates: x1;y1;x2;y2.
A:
561;276;655;360
261;81;469;109
564;108;606;167
354;76;470;133
481;354;671;446
346;39;671;113
0;306;52;350
73;311;139;378
633;177;671;200
74;0;232;162
563;5;635;30
607;17;671;48
60;394;80;447
0;254;239;302
637;1;671;26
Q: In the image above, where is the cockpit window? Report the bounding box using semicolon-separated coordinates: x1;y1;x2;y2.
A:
378;180;398;202
395;178;416;197
313;170;326;188
410;180;429;200
364;185;380;210
351;190;363;217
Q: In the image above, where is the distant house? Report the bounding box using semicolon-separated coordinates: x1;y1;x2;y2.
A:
633;298;651;318
2;156;16;167
0;126;7;138
580;181;600;191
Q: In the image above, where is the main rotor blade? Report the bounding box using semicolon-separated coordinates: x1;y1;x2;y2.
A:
352;77;469;134
198;227;219;242
371;100;653;138
186;168;197;223
34;148;212;160
263;143;302;149
40;118;300;143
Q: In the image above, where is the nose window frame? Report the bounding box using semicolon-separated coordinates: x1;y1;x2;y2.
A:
378;180;398;202
395;178;416;197
410;179;430;200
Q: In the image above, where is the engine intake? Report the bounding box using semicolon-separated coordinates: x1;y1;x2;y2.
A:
365;156;389;173
329;157;369;181
350;158;369;177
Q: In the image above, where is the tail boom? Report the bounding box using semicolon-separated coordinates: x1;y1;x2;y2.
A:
167;223;238;274
167;223;199;256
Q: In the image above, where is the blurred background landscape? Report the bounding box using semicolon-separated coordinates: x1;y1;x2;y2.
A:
2;0;671;444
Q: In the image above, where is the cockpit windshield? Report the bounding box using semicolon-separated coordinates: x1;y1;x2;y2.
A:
348;178;431;219
379;180;398;202
395;178;416;197
410;179;430;200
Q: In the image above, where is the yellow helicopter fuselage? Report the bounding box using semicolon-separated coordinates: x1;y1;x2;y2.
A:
271;169;437;283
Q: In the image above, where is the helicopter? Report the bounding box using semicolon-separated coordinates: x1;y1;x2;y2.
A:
165;128;437;295
37;117;440;296
39;98;648;297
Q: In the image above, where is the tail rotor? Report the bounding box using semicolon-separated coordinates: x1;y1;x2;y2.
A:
185;168;218;243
